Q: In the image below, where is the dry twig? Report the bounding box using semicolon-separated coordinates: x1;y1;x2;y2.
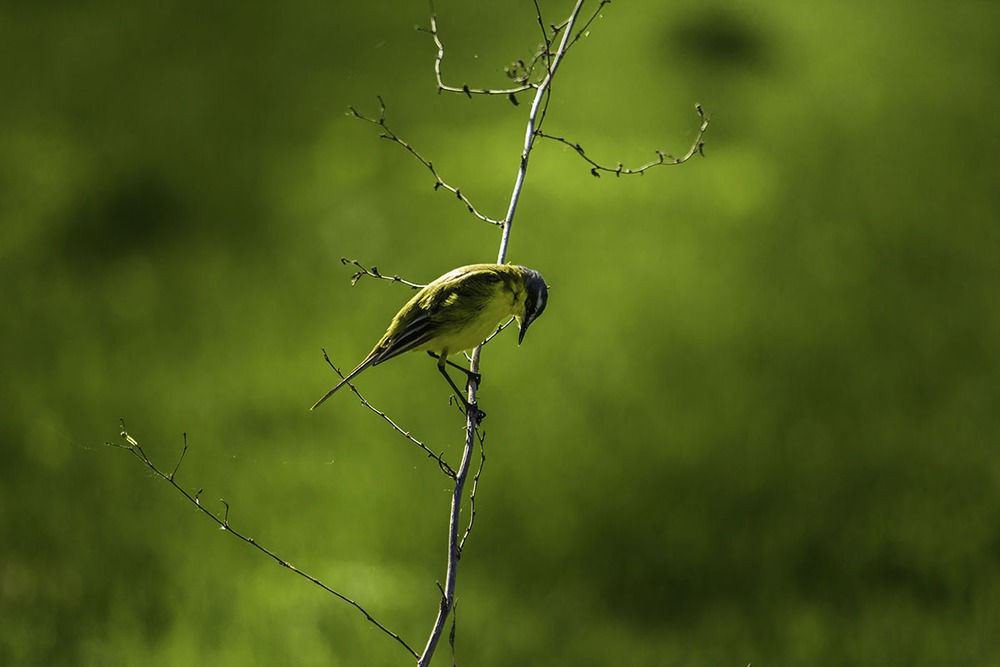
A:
340;257;425;289
347;99;503;225
537;104;711;177
320;350;457;477
108;423;418;660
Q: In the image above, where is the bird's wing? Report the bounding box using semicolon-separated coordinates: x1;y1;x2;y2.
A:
371;312;436;365
371;265;507;365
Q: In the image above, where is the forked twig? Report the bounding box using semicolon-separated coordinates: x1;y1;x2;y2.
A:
340;257;425;289
423;0;610;100
423;8;535;98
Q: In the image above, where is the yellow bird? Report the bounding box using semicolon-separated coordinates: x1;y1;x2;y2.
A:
311;263;549;412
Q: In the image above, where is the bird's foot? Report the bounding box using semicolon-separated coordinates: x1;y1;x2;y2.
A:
449;396;486;422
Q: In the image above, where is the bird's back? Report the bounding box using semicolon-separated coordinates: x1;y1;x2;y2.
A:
377;264;524;361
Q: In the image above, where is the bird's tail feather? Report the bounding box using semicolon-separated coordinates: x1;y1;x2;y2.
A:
310;352;378;410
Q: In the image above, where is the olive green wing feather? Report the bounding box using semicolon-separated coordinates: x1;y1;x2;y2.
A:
371;266;505;365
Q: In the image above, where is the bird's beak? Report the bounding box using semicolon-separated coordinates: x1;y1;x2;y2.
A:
517;319;529;345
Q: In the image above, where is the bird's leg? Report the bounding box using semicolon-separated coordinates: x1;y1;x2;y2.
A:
427;352;482;387
432;355;486;421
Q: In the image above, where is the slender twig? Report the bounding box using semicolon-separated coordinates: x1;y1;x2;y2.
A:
531;0;552;60
109;422;418;660
481;317;517;347
320;351;456;477
458;431;487;554
340;257;425;289
452;317;513;369
348;99;503;225
424;2;536;97
537;104;710;177
564;0;611;49
424;0;607;103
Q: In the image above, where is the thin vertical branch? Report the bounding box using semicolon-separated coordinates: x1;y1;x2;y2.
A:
418;2;589;665
496;0;586;264
418;354;483;665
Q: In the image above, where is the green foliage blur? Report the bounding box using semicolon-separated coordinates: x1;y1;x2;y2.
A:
3;0;998;664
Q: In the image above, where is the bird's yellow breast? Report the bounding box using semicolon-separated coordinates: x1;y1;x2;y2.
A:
420;278;524;357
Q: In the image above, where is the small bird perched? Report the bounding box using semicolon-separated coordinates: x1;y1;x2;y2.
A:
311;263;549;412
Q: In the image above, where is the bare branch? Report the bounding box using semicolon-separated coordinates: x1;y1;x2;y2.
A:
495;0;588;264
422;3;536;97
109;422;418;660
417;358;486;667
420;3;591;664
482;317;516;348
169;434;188;480
565;0;611;50
319;351;457;477
423;0;608;101
457;318;516;367
537;103;711;177
339;257;425;289
458;431;487;555
531;0;553;59
347;98;503;225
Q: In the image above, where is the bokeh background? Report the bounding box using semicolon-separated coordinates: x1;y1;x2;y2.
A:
3;0;998;664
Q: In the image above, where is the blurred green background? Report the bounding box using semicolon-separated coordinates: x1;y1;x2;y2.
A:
3;0;998;664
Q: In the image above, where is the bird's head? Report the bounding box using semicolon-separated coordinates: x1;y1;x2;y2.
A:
515;267;549;345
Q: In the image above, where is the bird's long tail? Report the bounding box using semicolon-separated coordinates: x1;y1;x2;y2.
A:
310;352;379;411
